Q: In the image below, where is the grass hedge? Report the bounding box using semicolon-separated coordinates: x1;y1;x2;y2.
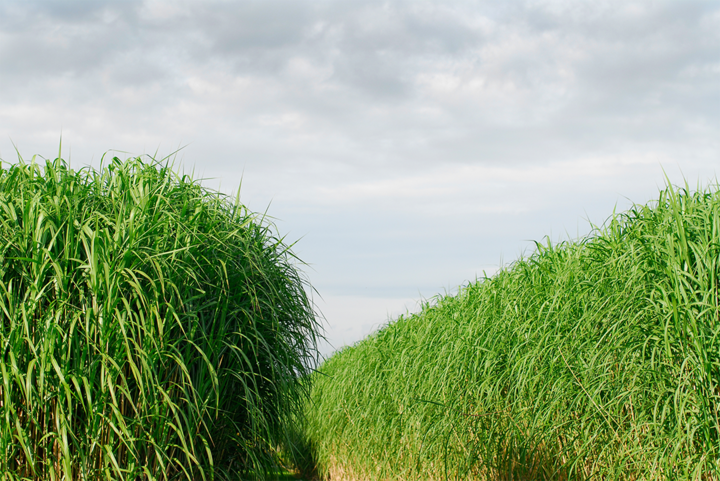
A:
0;154;321;480
305;181;720;480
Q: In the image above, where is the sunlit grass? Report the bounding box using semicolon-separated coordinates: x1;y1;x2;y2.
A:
305;181;720;480
0;153;322;480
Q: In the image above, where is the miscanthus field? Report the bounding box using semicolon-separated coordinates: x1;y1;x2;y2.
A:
0;154;321;480
1;152;719;481
303;181;720;481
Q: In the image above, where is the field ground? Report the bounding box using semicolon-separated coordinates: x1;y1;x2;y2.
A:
270;473;309;481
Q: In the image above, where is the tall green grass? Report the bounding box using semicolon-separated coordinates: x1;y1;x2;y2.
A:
305;181;720;480
0;154;321;480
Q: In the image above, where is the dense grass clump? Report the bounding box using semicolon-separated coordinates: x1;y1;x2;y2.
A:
305;182;720;480
0;155;321;479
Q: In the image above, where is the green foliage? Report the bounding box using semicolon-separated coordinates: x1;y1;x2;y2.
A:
0;154;321;480
306;182;720;480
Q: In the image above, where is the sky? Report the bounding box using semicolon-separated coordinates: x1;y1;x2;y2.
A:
0;0;718;355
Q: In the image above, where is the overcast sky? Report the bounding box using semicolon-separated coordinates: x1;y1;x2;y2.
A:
1;0;718;354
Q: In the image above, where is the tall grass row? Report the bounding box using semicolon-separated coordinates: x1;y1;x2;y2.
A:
0;155;321;480
304;182;720;480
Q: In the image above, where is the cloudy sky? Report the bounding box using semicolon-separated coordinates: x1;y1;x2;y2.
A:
1;0;718;354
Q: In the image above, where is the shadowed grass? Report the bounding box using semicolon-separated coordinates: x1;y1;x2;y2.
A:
0;153;322;480
305;180;720;480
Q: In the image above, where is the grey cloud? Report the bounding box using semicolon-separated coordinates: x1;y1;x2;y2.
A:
0;1;144;82
188;1;314;52
0;0;141;27
164;0;490;100
517;2;720;106
0;0;717;169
